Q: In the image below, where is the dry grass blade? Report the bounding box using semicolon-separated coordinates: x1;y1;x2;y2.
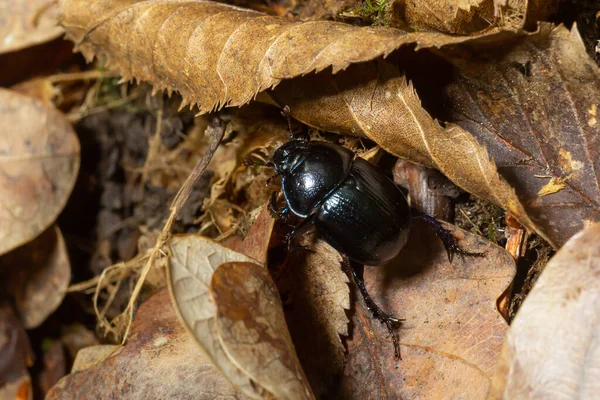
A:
98;118;225;343
58;0;517;114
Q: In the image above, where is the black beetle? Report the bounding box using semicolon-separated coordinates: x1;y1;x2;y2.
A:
252;106;481;359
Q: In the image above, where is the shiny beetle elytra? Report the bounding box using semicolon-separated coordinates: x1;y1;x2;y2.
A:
253;106;481;359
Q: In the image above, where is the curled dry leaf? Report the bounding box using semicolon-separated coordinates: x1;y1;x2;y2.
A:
46;289;244;400
0;89;80;256
282;238;349;397
435;24;600;247
167;235;313;399
340;221;515;399
0;0;63;54
58;0;513;115
488;223;600;399
0;225;70;329
271;60;545;244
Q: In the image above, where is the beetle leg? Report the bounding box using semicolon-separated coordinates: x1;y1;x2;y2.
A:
341;257;403;360
268;191;290;221
419;214;485;263
284;216;315;253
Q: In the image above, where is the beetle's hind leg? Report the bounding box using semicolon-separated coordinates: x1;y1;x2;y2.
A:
419;214;485;263
342;257;403;360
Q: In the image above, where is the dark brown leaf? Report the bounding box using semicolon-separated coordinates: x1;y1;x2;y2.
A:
0;225;71;329
436;24;600;247
0;304;33;400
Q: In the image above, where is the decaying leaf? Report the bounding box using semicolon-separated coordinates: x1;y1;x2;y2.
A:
282;238;349;397
340;220;515;398
271;60;546;244
0;0;63;54
0;225;71;329
58;0;518;115
399;0;557;34
46;289;244;400
0;89;80;256
70;345;120;373
488;223;600;399
167;234;313;399
435;24;600;247
0;304;34;400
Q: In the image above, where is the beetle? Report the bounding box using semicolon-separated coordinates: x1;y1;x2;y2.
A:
251;106;481;359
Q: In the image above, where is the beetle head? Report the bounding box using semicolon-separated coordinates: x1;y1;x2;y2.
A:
272;140;308;175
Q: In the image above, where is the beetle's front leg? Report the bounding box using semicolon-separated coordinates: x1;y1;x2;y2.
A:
342;257;403;360
268;191;290;222
284;215;315;253
419;214;485;263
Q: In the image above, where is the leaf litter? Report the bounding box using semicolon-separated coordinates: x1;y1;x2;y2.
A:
4;0;599;398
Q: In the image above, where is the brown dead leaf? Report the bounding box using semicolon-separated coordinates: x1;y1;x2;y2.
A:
0;225;70;329
167;234;313;399
339;220;514;398
434;24;600;247
0;304;33;400
488;223;600;399
46;289;244;400
70;345;120;373
0;0;63;54
58;0;516;115
270;60;546;244
282;238;350;397
399;0;557;34
0;89;80;256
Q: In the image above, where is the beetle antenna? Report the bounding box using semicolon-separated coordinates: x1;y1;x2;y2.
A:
281;105;294;139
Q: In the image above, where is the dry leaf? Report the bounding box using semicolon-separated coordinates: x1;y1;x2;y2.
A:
399;0;557;34
70;345;120;373
402;0;496;34
339;220;515;398
270;60;546;244
58;0;515;115
46;289;244;399
0;225;71;329
0;0;63;54
0;89;80;256
282;238;349;397
0;304;33;400
435;24;600;247
488;223;600;399
167;235;313;399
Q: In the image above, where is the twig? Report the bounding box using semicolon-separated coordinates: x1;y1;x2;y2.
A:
114;117;226;343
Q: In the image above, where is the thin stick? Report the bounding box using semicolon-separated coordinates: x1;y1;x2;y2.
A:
111;117;226;343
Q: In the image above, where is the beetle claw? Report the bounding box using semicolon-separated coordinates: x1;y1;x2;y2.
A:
419;214;485;263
